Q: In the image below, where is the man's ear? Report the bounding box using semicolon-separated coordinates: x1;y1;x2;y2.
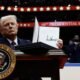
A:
0;27;2;34
0;21;1;32
0;29;2;36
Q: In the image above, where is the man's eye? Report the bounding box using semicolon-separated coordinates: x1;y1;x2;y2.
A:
11;23;14;25
4;24;9;27
11;23;15;25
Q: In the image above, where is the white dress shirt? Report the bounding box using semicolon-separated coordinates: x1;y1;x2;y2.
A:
7;37;18;46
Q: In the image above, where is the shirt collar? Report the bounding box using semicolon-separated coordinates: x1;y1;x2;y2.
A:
7;37;18;46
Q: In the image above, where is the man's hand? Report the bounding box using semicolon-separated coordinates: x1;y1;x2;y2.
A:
56;39;63;49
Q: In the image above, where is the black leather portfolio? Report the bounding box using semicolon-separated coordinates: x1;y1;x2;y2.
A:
15;42;54;54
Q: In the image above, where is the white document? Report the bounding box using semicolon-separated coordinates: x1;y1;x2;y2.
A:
38;26;60;48
32;17;60;48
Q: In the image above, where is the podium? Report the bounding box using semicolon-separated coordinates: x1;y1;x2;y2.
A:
3;49;67;80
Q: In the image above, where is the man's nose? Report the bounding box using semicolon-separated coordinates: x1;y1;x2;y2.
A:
9;23;13;28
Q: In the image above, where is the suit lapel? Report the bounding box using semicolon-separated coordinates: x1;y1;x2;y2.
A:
2;37;11;46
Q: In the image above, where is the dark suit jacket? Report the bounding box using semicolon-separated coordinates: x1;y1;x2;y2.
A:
0;37;31;49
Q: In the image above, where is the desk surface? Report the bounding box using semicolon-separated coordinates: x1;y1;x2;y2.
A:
16;50;68;68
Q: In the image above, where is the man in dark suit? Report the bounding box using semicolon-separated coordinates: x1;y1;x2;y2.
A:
0;15;31;50
0;15;63;80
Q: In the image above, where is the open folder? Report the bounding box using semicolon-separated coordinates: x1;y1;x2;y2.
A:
15;18;60;54
32;17;60;49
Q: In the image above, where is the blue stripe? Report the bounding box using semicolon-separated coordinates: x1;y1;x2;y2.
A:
64;63;80;66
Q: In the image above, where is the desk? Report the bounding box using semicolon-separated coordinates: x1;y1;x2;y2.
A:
4;50;67;80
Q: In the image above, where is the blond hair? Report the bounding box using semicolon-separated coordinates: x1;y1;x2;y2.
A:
0;15;17;26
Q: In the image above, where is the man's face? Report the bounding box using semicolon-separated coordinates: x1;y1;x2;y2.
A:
1;17;18;37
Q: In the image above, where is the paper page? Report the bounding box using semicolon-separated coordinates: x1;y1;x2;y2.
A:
38;26;60;48
32;17;39;43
